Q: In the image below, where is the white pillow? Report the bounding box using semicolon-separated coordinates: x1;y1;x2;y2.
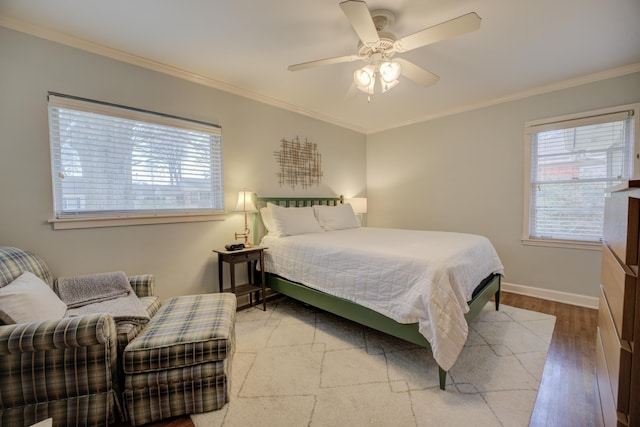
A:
267;202;324;236
260;206;280;236
0;271;67;324
313;203;360;230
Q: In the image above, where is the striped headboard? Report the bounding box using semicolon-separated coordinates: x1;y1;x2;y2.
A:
252;195;343;244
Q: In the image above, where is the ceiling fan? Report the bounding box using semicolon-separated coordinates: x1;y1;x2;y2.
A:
288;0;481;96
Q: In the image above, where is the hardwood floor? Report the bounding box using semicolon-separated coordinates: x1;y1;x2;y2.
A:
122;291;599;427
500;292;600;427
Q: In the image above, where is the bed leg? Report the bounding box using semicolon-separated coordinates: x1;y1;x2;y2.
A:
438;367;447;390
495;290;500;311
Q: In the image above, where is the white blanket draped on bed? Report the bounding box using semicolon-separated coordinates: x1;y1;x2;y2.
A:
260;227;504;371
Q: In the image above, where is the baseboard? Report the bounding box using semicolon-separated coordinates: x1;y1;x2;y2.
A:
502;281;598;309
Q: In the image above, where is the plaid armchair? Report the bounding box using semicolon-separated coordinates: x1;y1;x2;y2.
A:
0;246;160;426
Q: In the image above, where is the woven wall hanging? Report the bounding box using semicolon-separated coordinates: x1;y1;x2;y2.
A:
274;136;323;189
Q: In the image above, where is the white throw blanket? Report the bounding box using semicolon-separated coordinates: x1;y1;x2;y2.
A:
56;271;150;324
261;227;504;371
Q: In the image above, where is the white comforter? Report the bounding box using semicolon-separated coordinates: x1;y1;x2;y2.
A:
260;227;504;371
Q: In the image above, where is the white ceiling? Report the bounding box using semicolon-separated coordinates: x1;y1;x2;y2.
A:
1;0;639;134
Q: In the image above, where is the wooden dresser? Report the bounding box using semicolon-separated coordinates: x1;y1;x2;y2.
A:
597;181;640;427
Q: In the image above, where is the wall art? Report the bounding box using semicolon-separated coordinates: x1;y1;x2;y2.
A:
274;136;323;189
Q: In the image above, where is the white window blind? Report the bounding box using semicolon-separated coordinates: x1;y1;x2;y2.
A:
48;93;224;219
524;106;636;244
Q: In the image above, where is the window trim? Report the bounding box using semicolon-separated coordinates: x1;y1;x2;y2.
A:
48;212;227;230
47;93;225;229
522;103;640;249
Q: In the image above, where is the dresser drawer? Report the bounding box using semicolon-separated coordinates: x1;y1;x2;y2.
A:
598;289;632;415
601;244;637;341
604;193;640;268
596;328;628;427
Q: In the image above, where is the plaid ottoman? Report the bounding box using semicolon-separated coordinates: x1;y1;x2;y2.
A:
122;293;236;426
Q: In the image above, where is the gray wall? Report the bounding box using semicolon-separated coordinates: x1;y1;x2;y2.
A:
3;24;639;302
366;72;640;298
0;27;366;301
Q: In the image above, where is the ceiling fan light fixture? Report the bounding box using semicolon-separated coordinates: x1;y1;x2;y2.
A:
381;78;399;93
288;1;481;99
354;65;376;93
379;60;401;83
354;65;374;86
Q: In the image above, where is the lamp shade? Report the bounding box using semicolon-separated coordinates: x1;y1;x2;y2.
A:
379;61;401;83
381;79;399;93
354;65;374;86
353;65;375;94
348;198;367;214
233;190;258;213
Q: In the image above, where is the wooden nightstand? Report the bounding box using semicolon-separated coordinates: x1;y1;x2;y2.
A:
213;246;267;311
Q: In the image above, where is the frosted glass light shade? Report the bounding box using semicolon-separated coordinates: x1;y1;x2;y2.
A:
353;62;401;95
379;61;401;83
354;65;376;94
354;66;374;86
233;190;258;213
381;79;399;93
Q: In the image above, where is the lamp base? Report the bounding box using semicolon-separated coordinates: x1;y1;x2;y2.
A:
235;210;254;247
234;231;253;248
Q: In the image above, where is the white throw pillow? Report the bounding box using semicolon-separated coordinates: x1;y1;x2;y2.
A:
313;203;360;230
260;206;281;237
267;203;324;236
0;271;67;324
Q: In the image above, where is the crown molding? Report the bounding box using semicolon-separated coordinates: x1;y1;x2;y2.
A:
2;14;637;136
0;14;367;134
368;62;640;134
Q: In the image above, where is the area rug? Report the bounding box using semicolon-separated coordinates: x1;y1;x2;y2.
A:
192;297;556;427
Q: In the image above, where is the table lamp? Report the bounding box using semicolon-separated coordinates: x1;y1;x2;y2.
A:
348;197;367;226
233;190;258;247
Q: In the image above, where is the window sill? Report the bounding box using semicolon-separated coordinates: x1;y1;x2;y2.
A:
49;212;226;230
521;238;602;251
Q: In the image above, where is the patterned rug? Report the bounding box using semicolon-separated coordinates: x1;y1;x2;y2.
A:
192;297;555;427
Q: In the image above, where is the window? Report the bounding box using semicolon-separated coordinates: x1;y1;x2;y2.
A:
523;104;639;248
48;93;224;229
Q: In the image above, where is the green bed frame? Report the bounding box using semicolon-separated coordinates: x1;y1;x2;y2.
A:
254;196;501;390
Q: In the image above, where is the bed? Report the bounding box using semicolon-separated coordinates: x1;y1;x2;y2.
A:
254;196;504;390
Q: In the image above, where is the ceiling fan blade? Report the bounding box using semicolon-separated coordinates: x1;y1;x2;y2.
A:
288;54;361;71
395;58;439;87
340;0;380;47
394;12;481;52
